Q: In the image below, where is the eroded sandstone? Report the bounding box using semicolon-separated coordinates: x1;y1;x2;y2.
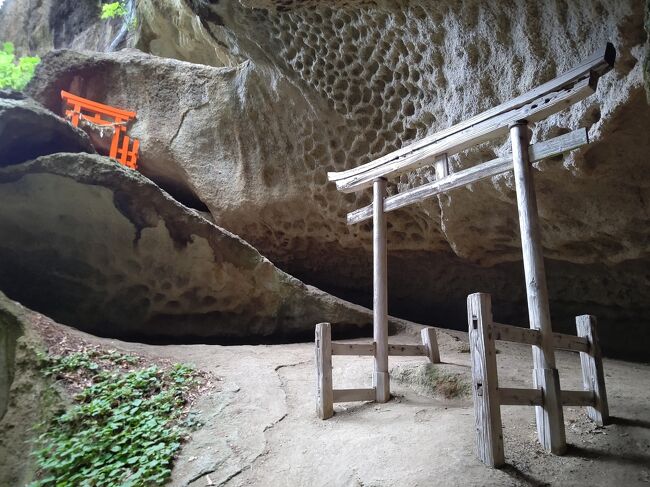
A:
2;0;648;357
0;152;387;340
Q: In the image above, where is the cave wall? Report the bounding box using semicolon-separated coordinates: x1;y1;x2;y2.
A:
0;0;128;56
21;0;650;358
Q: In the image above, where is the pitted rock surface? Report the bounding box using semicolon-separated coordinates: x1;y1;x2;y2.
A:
23;0;650;357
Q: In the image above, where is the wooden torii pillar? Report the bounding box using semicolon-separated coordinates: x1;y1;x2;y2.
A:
510;120;565;453
327;43;616;460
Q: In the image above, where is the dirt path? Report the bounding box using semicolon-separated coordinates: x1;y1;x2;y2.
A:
34;324;650;487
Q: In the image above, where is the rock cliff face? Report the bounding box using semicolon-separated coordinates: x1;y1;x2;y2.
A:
1;1;649;357
0;150;386;340
0;0;128;56
0;92;95;166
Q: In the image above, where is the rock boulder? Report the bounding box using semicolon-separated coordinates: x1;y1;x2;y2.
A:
0;91;95;167
0;152;385;340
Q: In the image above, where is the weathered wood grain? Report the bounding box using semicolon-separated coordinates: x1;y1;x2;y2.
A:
331;342;375;356
347;128;588;225
498;387;543;406
387;344;427;356
333;388;376;403
421;327;441;363
315;322;334;420
552;332;589;353
560;389;595;407
468;293;504;467
510;120;566;454
576;315;610;425
373;178;390;403
492;322;542;347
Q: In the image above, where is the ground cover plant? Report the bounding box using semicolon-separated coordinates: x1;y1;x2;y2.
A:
30;349;205;486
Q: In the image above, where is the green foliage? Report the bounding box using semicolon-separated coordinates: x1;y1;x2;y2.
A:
0;41;40;91
100;1;138;32
100;1;128;20
31;351;201;487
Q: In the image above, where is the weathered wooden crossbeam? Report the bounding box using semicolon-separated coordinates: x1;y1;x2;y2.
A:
491;321;590;353
333;388;375;403
328;43;614;194
347;128;588;225
331;342;430;357
497;387;595;407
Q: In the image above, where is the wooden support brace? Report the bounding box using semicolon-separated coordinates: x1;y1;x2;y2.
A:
421;327;441;363
331;342;375;356
560;390;595;407
492;322;542;347
468;293;504;468
576;315;609;425
347;129;589;225
388;344;427;356
498;387;543;406
552;332;589;353
333;388;375;403
315;322;334;420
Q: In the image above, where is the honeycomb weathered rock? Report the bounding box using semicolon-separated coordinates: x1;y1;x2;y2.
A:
14;0;650;357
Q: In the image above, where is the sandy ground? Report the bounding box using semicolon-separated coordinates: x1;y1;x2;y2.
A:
33;322;649;487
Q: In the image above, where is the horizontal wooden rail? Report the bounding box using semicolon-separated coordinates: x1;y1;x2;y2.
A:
330;342;432;357
333;388;375;403
331;342;375;356
347;129;588;224
388;344;427;356
492;322;542;347
552;332;589;353
498;388;595;407
561;390;595;407
329;43;613;185
490;322;590;354
498;387;543;406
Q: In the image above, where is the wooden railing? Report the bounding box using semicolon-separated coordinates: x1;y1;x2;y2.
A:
315;323;440;419
467;293;609;467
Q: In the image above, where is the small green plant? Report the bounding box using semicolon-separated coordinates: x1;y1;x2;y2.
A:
100;1;128;20
0;41;40;91
31;351;202;486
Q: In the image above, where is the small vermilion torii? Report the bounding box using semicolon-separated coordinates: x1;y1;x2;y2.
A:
61;90;140;170
319;43;615;467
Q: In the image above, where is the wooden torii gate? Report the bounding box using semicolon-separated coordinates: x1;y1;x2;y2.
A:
321;43;615;465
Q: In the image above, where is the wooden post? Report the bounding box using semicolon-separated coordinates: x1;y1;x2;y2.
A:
434;153;449;180
421;327;441;363
510;120;566;454
576;315;609;425
373;178;390;403
467;293;504;467
315;322;333;419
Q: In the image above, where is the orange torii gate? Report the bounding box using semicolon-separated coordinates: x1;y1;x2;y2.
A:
61;90;140;170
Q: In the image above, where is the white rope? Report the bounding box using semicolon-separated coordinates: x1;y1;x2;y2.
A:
75;113;130;138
